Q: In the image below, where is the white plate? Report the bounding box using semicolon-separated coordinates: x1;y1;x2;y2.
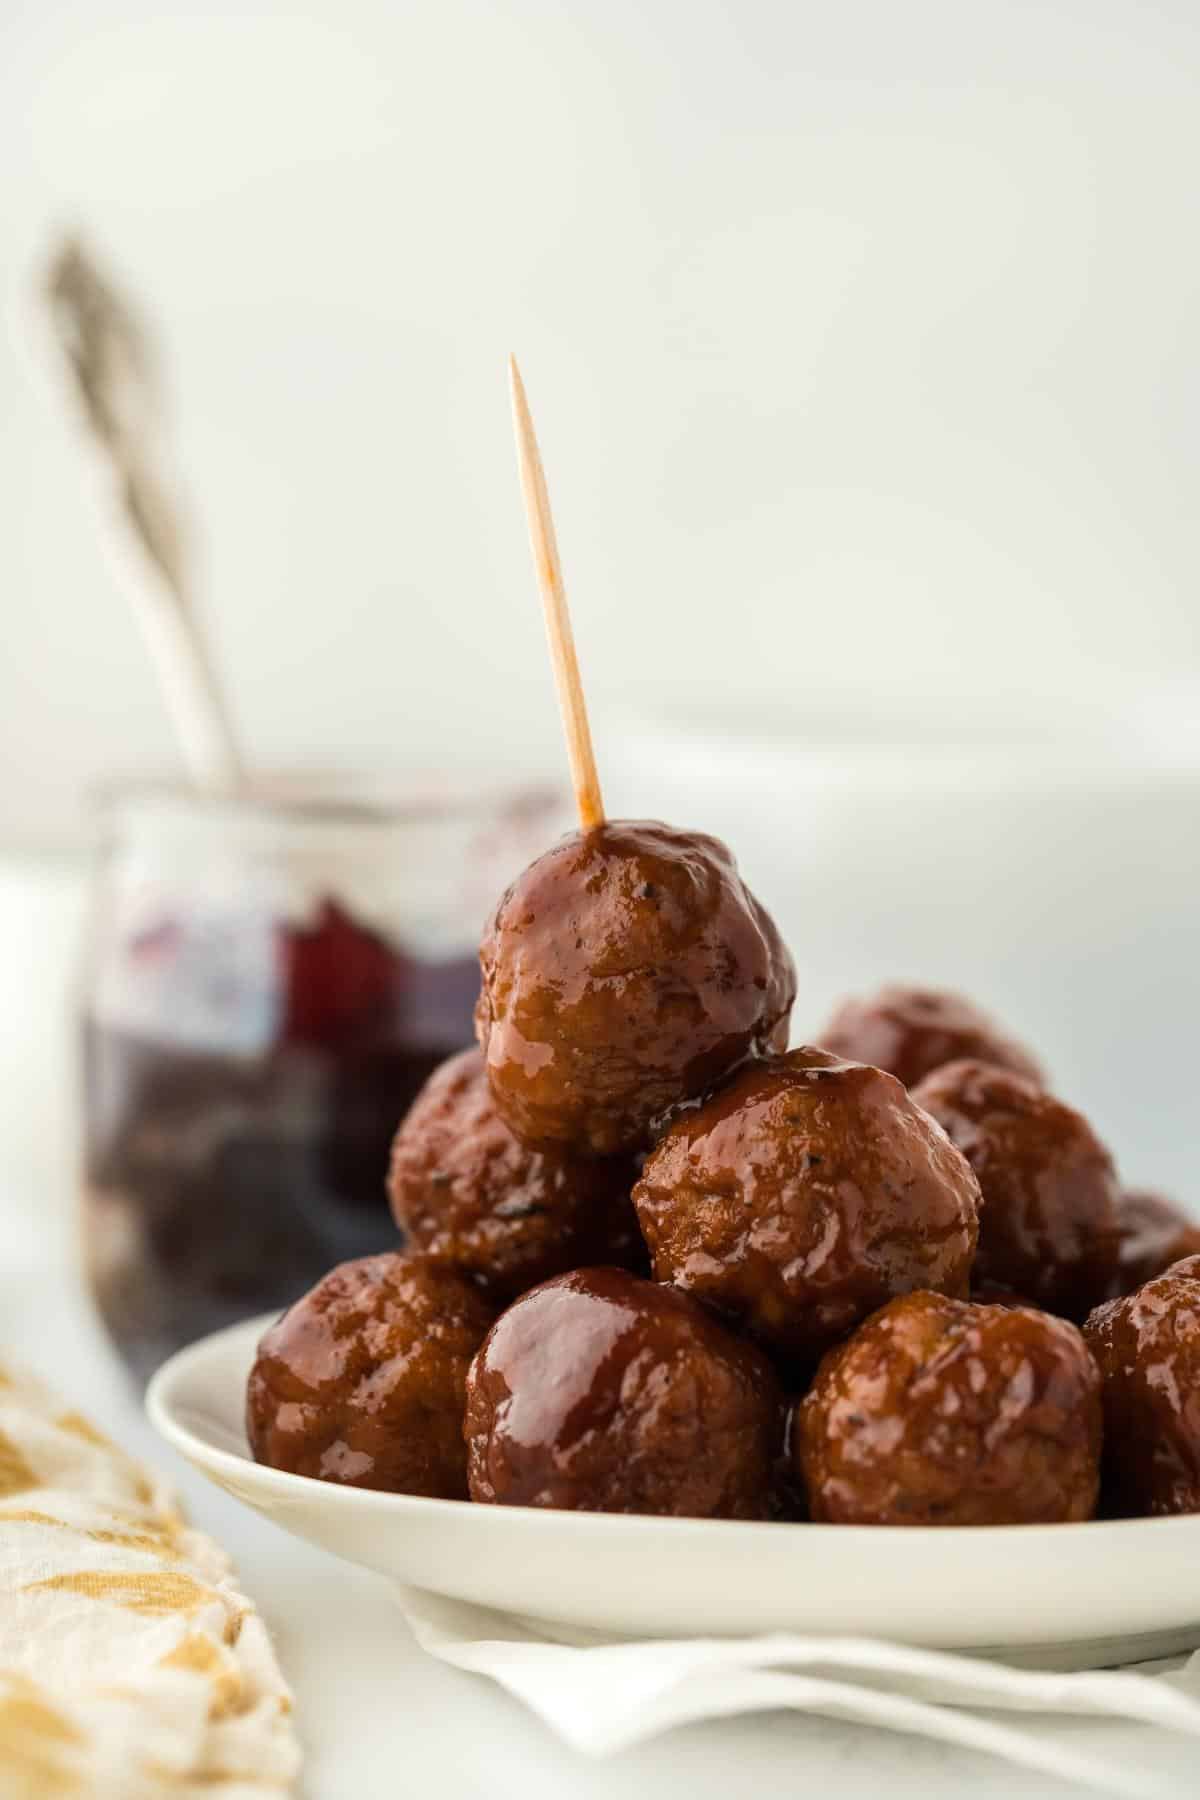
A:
148;1315;1200;1664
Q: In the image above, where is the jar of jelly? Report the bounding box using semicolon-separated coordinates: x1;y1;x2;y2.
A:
80;778;562;1381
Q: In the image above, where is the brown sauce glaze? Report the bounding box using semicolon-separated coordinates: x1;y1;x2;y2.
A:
1084;1254;1200;1516
912;1059;1119;1322
463;1267;782;1517
818;984;1044;1090
475;821;795;1156
632;1048;980;1362
1111;1191;1200;1297
388;1048;645;1303
796;1290;1102;1525
246;1252;494;1497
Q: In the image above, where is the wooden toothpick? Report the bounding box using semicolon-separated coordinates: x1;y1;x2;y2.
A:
508;355;605;834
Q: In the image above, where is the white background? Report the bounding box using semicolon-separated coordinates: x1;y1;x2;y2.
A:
4;11;1200;1790
2;0;1199;846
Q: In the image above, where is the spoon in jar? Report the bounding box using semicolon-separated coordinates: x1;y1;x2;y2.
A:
39;235;246;793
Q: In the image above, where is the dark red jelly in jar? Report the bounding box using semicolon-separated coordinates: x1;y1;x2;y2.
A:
82;783;561;1380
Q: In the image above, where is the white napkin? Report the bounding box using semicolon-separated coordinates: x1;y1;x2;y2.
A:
398;1587;1200;1799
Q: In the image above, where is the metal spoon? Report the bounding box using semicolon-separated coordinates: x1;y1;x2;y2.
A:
40;235;245;793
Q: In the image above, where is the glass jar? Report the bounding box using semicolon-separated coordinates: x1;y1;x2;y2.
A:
80;778;563;1381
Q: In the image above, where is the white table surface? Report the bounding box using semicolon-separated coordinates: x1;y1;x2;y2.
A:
1;855;1195;1800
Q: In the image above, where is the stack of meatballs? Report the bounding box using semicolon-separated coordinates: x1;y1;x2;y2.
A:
247;822;1200;1527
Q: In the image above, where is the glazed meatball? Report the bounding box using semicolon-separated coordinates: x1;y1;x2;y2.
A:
969;1277;1039;1308
246;1252;494;1498
632;1048;980;1362
1084;1255;1200;1516
463;1267;782;1517
475;821;796;1156
796;1290;1102;1525
912;1060;1119;1321
388;1049;644;1302
818;984;1044;1090
1111;1190;1200;1296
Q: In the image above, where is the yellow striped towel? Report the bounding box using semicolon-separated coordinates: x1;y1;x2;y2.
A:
0;1362;299;1798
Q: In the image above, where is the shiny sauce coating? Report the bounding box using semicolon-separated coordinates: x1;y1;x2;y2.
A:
1111;1191;1200;1297
388;1048;643;1301
796;1290;1102;1525
912;1059;1118;1321
818;984;1045;1091
1084;1255;1200;1516
475;821;795;1155
463;1267;783;1517
247;1252;494;1497
633;1048;980;1361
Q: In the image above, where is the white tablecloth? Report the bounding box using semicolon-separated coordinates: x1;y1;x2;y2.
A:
2;855;1197;1800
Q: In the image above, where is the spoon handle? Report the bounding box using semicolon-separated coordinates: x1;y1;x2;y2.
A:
42;238;246;793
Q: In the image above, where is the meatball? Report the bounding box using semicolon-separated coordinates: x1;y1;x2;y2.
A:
1112;1190;1200;1296
475;820;795;1156
463;1267;782;1517
632;1047;980;1362
1084;1255;1200;1516
246;1252;494;1497
388;1049;644;1302
818;984;1044;1090
969;1277;1039;1308
911;1060;1119;1321
796;1290;1102;1525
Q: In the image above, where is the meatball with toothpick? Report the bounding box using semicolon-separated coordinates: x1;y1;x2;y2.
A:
476;820;795;1156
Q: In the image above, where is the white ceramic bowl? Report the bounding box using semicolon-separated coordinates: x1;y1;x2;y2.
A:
602;683;1200;1199
148;1315;1200;1664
